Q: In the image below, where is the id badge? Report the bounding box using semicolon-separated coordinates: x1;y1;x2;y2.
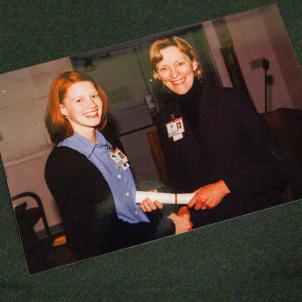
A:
110;148;130;170
166;117;185;141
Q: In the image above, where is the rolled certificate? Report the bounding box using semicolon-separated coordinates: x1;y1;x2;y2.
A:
136;191;194;205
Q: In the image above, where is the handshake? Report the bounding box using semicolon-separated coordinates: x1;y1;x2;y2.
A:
140;198;192;234
137;191;192;234
137;180;230;234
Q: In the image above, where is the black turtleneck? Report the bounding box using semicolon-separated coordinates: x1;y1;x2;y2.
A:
159;78;203;139
177;79;202;137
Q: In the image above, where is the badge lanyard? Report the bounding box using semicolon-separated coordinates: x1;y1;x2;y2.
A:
166;115;185;141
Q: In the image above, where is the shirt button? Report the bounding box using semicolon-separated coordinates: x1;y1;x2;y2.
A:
135;210;138;215
117;174;122;179
126;192;130;197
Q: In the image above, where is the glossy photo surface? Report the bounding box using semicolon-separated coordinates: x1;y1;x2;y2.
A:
1;4;301;275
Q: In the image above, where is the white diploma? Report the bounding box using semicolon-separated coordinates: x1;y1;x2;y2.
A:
136;191;194;205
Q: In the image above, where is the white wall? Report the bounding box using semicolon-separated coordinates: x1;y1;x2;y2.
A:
0;57;73;160
261;5;302;110
1;57;73;232
225;6;294;112
78;48;150;114
202;20;233;88
202;5;301;113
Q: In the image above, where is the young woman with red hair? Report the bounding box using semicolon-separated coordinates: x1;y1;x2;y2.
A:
44;71;191;260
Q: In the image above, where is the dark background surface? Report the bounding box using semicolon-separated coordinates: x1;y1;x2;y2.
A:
1;1;302;301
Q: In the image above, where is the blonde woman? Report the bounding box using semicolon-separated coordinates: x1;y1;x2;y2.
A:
145;36;288;227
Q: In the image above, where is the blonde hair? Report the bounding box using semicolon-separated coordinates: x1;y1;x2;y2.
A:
45;71;109;144
148;36;203;79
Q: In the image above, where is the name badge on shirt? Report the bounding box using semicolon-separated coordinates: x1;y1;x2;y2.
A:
110;148;130;170
166;117;185;141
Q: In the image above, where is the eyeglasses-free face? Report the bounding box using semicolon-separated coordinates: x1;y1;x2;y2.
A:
60;81;103;138
154;46;198;95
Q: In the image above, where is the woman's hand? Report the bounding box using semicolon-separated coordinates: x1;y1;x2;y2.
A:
168;213;192;234
139;198;163;213
188;180;230;210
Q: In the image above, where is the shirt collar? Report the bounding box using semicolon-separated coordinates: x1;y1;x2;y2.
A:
58;130;108;158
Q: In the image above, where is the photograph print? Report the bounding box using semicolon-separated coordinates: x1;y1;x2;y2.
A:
1;4;302;274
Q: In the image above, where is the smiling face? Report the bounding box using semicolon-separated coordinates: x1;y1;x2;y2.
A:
60;81;103;138
154;46;198;95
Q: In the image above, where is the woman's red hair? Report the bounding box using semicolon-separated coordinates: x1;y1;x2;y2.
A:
45;71;109;144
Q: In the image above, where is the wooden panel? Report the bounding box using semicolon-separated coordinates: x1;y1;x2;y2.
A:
262;108;302;198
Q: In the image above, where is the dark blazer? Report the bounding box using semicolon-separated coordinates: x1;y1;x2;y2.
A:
45;146;175;260
155;81;288;225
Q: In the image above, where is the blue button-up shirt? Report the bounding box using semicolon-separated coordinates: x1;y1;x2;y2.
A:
57;131;150;224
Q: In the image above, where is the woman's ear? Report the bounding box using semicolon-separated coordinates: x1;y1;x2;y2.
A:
153;72;160;81
60;104;68;118
192;59;198;72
